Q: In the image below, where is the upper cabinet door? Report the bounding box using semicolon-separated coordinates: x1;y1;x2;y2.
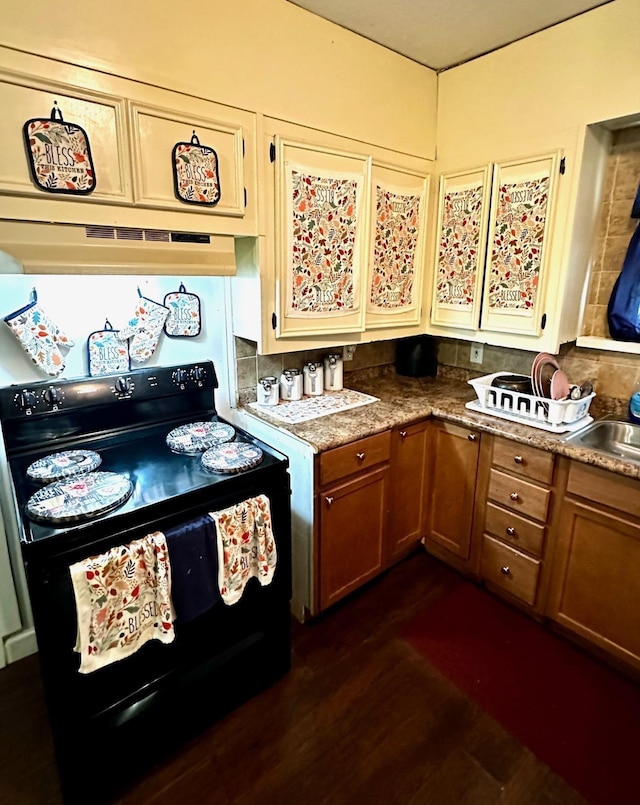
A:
430;166;492;330
274;136;371;338
128;100;251;222
365;163;429;330
480;151;561;336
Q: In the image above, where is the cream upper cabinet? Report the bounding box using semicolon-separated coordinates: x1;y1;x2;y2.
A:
0;46;257;237
365;163;430;330
273;135;371;338
430;150;562;340
231;117;434;353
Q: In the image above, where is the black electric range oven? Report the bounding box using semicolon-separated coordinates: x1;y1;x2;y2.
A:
0;361;292;804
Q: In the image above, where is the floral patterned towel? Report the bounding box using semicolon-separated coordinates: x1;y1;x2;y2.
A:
70;532;175;674
210;495;277;605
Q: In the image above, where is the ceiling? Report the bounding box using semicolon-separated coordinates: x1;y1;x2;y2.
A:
287;0;614;71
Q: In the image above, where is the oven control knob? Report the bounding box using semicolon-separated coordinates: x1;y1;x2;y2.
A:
172;369;188;386
114;377;133;397
42;387;64;408
190;366;206;384
15;390;38;412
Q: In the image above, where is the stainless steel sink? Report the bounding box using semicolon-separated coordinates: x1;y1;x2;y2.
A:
563;419;640;463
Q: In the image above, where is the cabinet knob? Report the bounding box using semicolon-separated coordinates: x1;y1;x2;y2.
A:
506;526;516;536
325;496;334;507
400;430;408;439
514;455;524;464
356;452;366;461
501;565;511;576
468;433;477;442
509;492;519;501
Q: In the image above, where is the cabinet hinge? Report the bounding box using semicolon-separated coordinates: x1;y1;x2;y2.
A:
242;138;245;157
269;142;276;163
541;313;547;330
244;187;247;207
559;157;566;175
271;312;277;330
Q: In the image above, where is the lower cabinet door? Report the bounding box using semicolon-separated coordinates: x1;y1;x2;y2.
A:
319;466;388;610
425;421;480;561
388;420;429;560
546;499;640;671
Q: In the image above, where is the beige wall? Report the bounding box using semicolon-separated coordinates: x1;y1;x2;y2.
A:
0;0;437;159
437;0;640;162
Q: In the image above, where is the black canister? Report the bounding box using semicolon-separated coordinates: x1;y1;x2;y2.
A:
395;335;437;377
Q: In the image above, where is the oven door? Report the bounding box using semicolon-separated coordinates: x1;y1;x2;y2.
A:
24;467;291;801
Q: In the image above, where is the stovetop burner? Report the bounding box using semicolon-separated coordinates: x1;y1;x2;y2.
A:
26;449;102;483
166;421;235;455
25;471;134;525
201;442;264;474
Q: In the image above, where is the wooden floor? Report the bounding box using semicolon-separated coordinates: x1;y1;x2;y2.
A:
0;551;587;805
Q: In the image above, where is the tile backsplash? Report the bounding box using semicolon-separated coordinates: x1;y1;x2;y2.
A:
582;126;640;338
234;334;640;407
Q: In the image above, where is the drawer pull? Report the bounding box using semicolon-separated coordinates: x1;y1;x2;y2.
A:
356;452;366;461
506;526;516;536
325;496;334;507
501;565;510;576
514;455;524;464
400;430;408;438
468;433;477;442
509;492;519;501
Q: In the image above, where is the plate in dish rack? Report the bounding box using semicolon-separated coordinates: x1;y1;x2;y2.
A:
26;449;102;483
166;421;236;454
25;471;134;524
201;443;263;474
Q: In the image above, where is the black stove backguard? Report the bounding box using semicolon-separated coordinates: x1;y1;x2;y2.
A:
0;362;292;804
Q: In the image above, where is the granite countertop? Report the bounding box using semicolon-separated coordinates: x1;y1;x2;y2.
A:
242;367;640;481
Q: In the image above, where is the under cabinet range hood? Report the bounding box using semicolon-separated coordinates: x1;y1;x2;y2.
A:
0;220;237;275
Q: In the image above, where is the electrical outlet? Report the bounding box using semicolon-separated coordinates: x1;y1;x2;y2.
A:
343;345;356;362
470;343;484;364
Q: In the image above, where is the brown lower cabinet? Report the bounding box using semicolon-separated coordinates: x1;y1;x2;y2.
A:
423;419;482;572
317;432;391;611
388;420;430;561
545;460;640;673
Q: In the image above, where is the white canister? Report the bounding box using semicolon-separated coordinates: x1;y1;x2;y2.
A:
257;375;279;406
279;368;303;401
303;362;323;396
324;353;344;391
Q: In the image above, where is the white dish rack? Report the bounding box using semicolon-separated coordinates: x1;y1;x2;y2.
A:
467;372;596;433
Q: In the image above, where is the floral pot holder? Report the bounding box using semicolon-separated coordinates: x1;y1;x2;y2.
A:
117;291;169;365
172;131;221;206
23;101;96;195
87;319;130;376
163;283;202;337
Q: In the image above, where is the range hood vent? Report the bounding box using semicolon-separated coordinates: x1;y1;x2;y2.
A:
0;220;236;276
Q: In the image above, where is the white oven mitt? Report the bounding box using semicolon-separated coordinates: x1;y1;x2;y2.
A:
4;290;74;377
117;292;169;364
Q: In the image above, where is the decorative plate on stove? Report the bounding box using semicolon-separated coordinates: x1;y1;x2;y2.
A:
25;471;133;525
166;421;236;455
201;442;263;474
26;449;102;483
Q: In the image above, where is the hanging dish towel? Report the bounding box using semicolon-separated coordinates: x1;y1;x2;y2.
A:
69;532;175;674
210;495;277;605
165;515;220;623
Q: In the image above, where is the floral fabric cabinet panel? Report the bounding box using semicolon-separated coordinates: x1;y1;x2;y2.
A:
366;163;430;330
481;152;561;336
431;166;492;330
274;137;371;338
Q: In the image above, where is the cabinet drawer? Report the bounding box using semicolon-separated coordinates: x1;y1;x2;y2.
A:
484;502;545;557
319;431;391;487
488;469;550;522
492;437;554;484
481;535;541;606
567;462;640;520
